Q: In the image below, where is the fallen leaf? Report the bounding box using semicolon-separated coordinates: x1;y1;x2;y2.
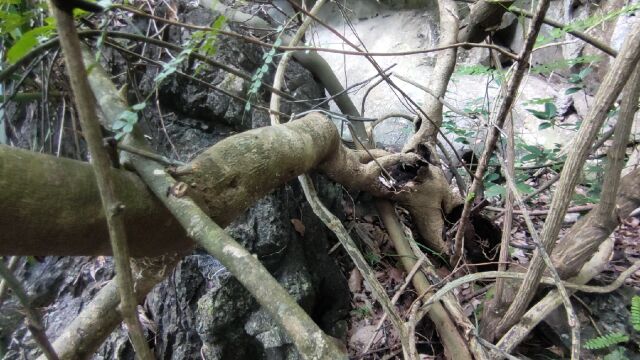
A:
290;218;305;236
388;267;404;284
349;324;383;349
349;268;363;293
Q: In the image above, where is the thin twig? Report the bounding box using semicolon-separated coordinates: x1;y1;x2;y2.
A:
0;30;296;101
492;47;515;306
50;4;153;358
361;255;427;354
508;6;617;57
113;4;520;60
0;260;59;360
451;0;552;265
0;256;19;306
486;204;594;215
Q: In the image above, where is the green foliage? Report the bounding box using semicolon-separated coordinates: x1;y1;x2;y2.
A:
533;3;640;47
364;251;381;266
518;143;560;165
113;102;145;140
584;332;629;350
245;27;284;112
583;296;640;357
566;67;592;95
484;184;505;198
465;191;475;202
1;1;113;64
526;101;557;130
631;296;640;332
191;15;226;75
455;64;497;77
115;14;224;138
530;55;601;76
6;22;55;64
351;305;372;319
604;348;629;360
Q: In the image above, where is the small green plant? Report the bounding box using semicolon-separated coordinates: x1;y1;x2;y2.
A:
111;14;224;139
582;295;640;359
364;251;381;266
351;305;372;319
245;26;284;112
530;55;601;76
631;296;640;331
455;64;498;77
526;101;557;129
566;67;592;95
584;332;629;350
532;3;640;47
112;102;146;140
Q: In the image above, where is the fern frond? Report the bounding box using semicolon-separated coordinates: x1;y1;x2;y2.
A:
584;332;629;350
631;295;640;332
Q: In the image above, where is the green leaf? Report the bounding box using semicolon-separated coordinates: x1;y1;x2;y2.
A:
485;185;505;198
273;37;282;47
603;347;629;360
123;123;134;133
211;15;226;31
539;122;553;130
484;172;500;182
465;191;475;202
565;87;582;95
544;102;556;117
578;67;592;79
6;25;54;64
116;110;138;125
522;144;542;154
0;11;26;34
112;120;128;130
527;109;550;120
584;332;629;350
515;182;534;194
131;102;146;111
631;295;640;332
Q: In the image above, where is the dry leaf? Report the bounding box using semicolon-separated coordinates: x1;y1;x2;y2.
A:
290;218;305;236
349;324;383;349
388;267;404;284
348;268;363;293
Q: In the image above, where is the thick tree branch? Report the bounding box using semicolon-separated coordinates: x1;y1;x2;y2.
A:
458;0;514;45
552;63;640;278
495;21;640;337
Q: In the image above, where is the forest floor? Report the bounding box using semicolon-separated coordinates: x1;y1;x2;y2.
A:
337;189;640;359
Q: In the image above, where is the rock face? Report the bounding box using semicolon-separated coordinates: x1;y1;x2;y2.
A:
311;0;639;153
0;2;349;359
